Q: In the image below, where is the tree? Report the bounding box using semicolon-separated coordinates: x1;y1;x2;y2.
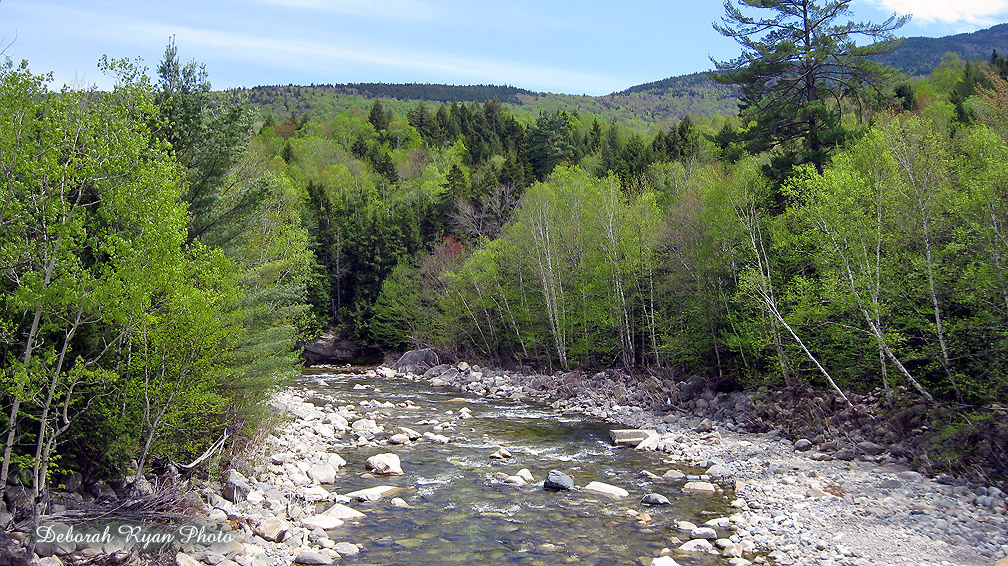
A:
712;0;908;175
368;99;391;132
155;38;263;246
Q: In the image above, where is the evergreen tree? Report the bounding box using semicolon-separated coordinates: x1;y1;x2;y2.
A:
712;0;908;175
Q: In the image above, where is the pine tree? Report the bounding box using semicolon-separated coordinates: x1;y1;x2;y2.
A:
712;0;908;175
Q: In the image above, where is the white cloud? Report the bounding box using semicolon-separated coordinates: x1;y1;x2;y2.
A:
123;21;621;93
868;0;1008;25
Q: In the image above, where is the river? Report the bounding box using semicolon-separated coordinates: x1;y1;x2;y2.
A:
298;369;732;565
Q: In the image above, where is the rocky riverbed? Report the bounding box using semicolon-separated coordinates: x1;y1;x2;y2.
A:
394;357;1008;566
5;356;1008;566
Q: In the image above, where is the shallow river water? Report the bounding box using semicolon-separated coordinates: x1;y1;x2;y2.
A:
298;370;732;566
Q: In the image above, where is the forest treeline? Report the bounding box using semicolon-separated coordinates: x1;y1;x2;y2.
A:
0;42;311;526
4;0;1008;518
271;48;1008;412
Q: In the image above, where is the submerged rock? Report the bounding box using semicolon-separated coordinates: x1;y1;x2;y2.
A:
344;485;399;502
583;481;629;498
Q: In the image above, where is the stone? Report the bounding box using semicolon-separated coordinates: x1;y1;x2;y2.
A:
679;538;714;552
351;419;381;434
663;469;686;481
503;476;527;486
308;464;337;484
60;472;82;493
40;558;63;566
793;439;813;452
994;557;1008;566
806;481;831;499
394;426;422;440
833;448;856;461
691;527;717;540
222;469;252;503
365;453;403;475
584;481;629;498
322;503;366;520
344;485;398;502
254;519;289;543
635;434;661;451
694;419;713;433
390;497;409;508
896;470;924;482
706;464;731;477
387;433;410;445
544;470;575;491
334;542;360;557
294;549;334;565
376;366;396;378
610;429;657;446
682;481;716;494
301;515;344;531
516;469;534;482
641;493;671;505
641;491;673;503
302;485;331;502
857;440;886;455
393;348;439;374
651;557;681;566
490;447;512;459
675;520;698;533
177;554;201;566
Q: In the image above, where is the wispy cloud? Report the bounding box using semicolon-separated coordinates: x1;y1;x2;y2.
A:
868;0;1008;26
122;20;621;93
252;0;437;21
4;0;631;94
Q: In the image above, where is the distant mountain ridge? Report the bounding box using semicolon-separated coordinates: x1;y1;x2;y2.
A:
235;82;535;106
873;22;1008;76
232;23;1005;126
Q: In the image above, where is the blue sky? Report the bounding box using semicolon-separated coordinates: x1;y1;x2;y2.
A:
2;1;1006;95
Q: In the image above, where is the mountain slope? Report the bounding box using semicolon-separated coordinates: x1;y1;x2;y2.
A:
874;23;1008;76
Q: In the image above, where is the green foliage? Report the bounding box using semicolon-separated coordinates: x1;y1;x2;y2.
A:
0;46;311;495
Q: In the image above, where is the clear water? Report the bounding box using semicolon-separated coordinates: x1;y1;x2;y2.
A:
298;370;731;566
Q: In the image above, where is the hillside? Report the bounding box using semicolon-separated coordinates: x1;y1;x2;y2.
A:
874;23;1008;75
231;72;739;128
230;23;1005;126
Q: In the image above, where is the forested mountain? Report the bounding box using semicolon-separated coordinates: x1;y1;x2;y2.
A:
230;71;739;128
231;23;1008;125
874;23;1008;75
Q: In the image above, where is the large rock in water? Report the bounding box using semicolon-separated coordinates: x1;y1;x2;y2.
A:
365;453;403;475
544;470;574;491
394;348;440;374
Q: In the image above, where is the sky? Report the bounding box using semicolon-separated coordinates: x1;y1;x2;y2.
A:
1;0;1007;96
